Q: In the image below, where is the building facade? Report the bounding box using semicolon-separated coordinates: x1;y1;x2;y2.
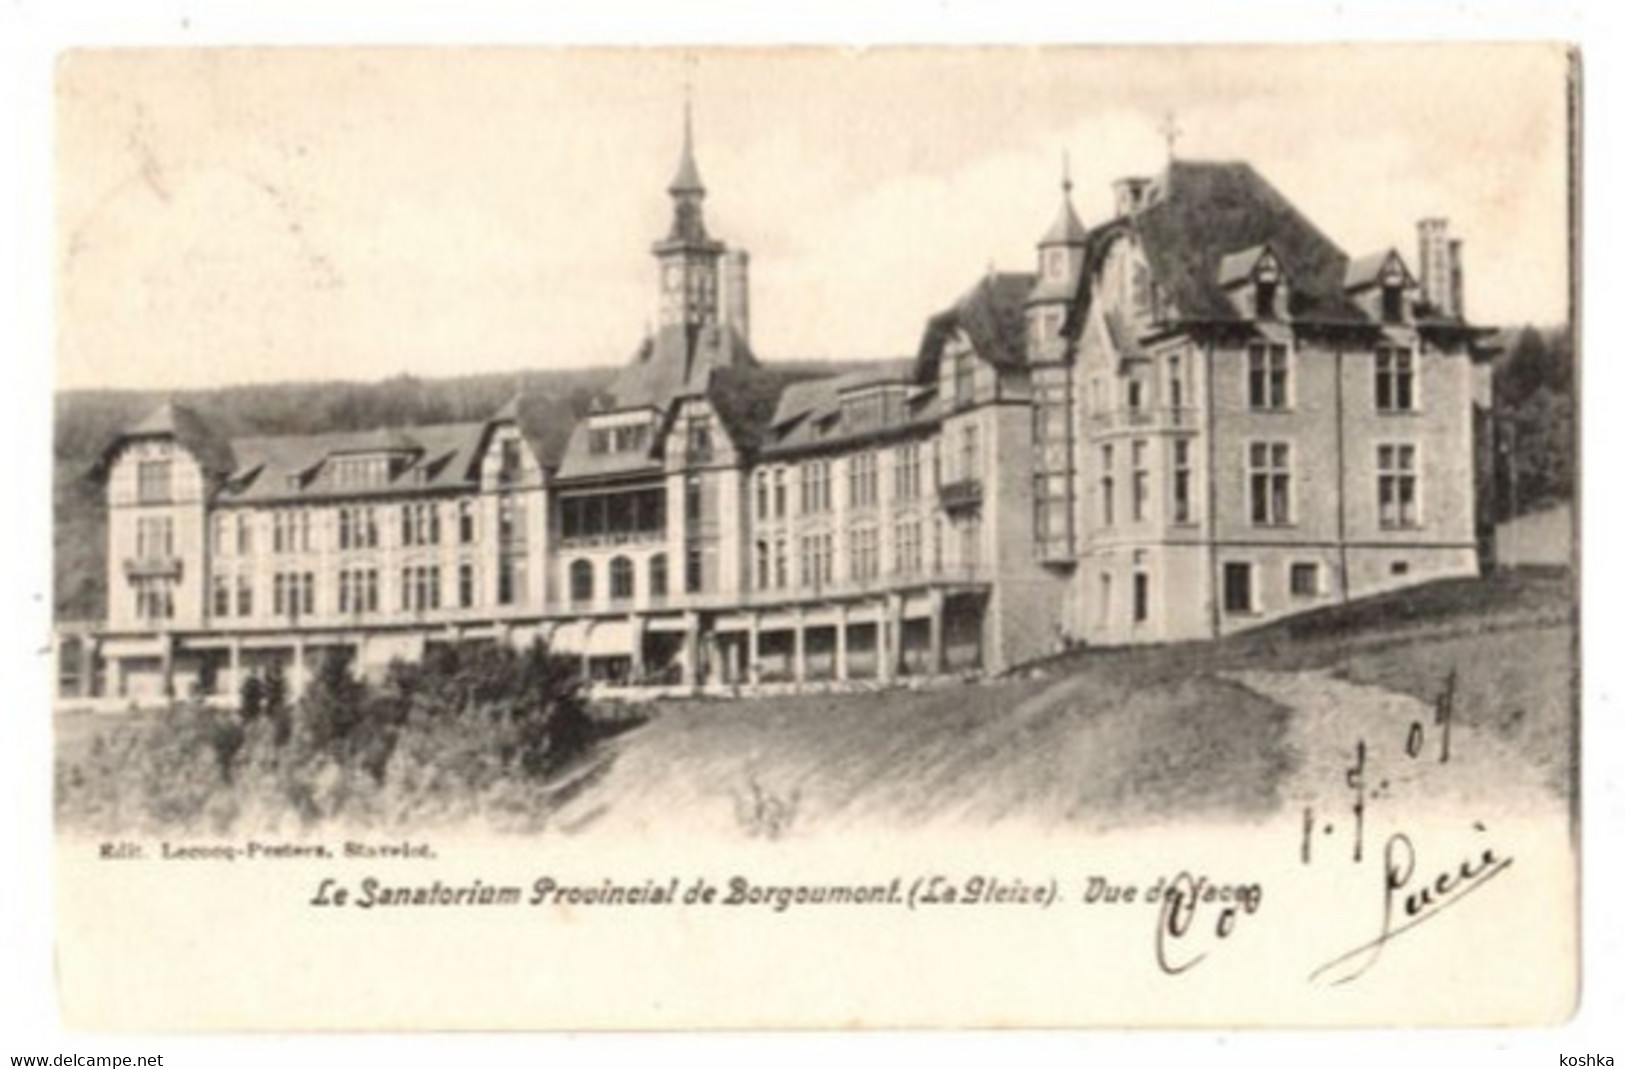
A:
59;119;1493;705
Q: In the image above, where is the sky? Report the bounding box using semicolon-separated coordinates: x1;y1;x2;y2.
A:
54;45;1573;391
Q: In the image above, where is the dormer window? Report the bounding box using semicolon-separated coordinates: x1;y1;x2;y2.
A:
952;346;976;409
1255;259;1280;321
685;415;713;462
1380;260;1408;323
498;439;523;484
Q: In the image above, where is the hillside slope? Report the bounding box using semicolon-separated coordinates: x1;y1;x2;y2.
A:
549;572;1575;838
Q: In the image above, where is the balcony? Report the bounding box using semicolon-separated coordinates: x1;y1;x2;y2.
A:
1093;406;1198;433
938;478;984;513
123;556;183;581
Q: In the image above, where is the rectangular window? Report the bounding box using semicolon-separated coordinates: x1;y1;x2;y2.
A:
756;473;770;521
1290;562;1320;597
136;460;172;504
895;444;921;502
895;519;921;575
499;439;523;484
685;475;703;524
1377;444;1420;529
458;500;476;544
1131;439;1150;523
774;538;788;590
459;562;476;608
301;572;315;615
847;453;878;510
686;547;704;593
1248;441;1292;526
213;575;231;618
953;348;976;409
1375;347;1416;412
1172;439;1193;524
1167;354;1185;411
1255;280;1278;320
773;469;787;519
1133;572;1150;623
1099;444;1115;527
1223;562;1254;614
1247;343;1290;410
1381;285;1404;324
686;415;713;462
237;514;253;555
236;575;253;617
498;558;516;606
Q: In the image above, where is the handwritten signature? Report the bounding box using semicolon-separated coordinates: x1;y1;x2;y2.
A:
1154;872;1263;975
1308;830;1513;986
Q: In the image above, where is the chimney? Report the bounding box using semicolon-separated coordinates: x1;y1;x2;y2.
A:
1417;217;1455;317
722;249;751;348
1113;177;1151;218
1448;237;1465;321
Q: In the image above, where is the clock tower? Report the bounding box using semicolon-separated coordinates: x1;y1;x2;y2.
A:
653;101;725;328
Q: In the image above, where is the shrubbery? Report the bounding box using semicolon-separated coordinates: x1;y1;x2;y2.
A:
56;639;609;836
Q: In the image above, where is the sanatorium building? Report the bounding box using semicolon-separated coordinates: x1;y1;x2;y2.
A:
61;112;1494;704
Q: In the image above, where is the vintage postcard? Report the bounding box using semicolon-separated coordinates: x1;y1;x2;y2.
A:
49;44;1579;1029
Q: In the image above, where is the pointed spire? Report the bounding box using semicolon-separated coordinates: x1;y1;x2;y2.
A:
1039;151;1088;247
669;88;704;195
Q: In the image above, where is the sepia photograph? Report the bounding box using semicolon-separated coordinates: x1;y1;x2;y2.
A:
25;34;1596;1038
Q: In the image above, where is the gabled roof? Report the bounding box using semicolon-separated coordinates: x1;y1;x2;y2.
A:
1129;160;1364;324
221;421;489;503
486;391;574;470
1215;243;1282;288
915;271;1035;383
605;321;758;413
761;358;929;457
95;401;236;481
1344;248;1415;292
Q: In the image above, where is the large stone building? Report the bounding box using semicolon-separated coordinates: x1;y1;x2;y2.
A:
59;113;1493;705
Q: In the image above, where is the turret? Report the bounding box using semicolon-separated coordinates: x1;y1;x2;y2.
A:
1026;154;1089;362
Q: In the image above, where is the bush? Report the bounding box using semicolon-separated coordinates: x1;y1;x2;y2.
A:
56;638;605;836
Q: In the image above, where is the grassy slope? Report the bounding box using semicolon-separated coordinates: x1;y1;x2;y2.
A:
555;570;1575;837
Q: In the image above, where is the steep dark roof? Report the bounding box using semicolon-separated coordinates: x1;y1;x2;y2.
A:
491;391;575;470
761;358;933;458
222;421;489;503
95;401;236;481
1131;160;1363;324
707;364;801;455
1344;248;1415;292
605;322;758;413
915;271;1035;383
1039;196;1088;247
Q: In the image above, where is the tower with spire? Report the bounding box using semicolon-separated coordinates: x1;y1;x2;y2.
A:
1025;153;1090;363
652;98;726;330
